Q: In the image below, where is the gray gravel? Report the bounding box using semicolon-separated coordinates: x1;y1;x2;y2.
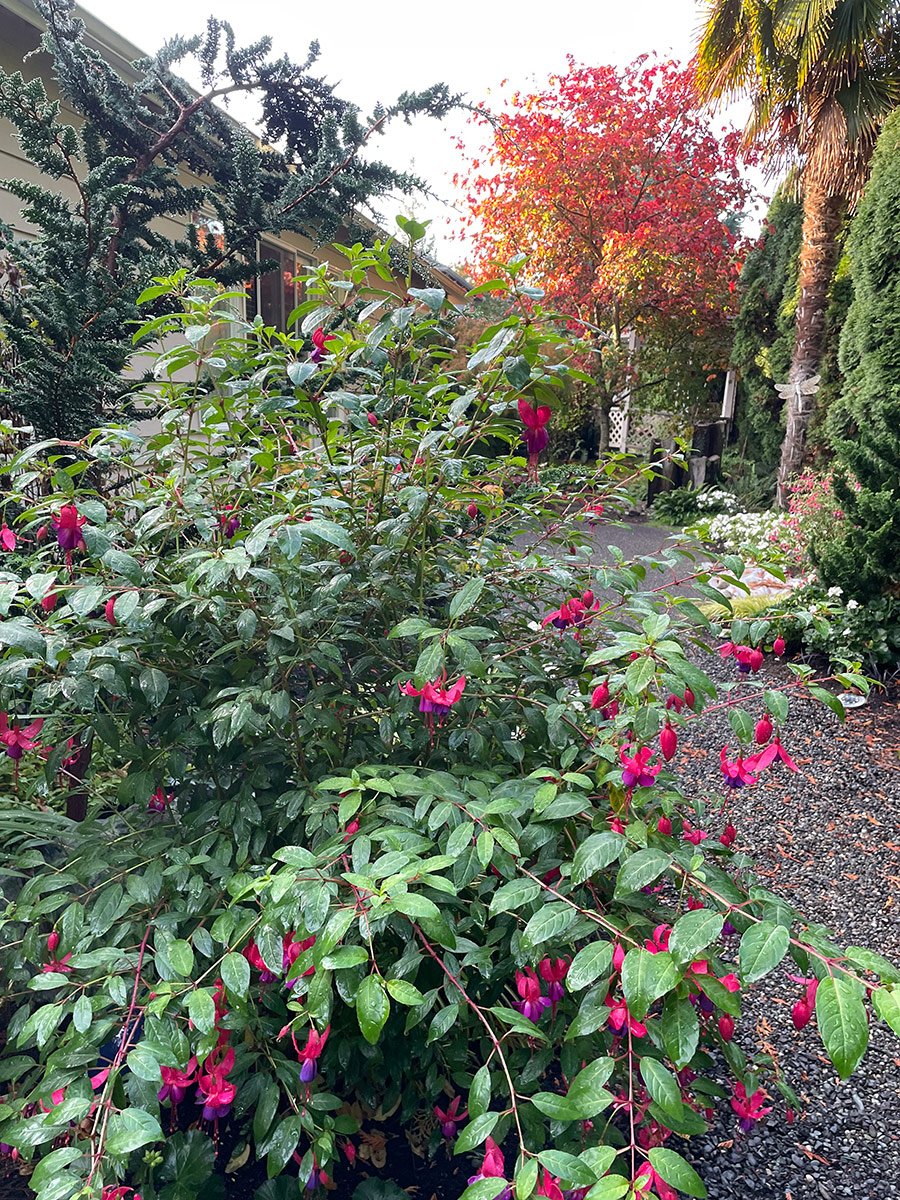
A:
674;657;900;1200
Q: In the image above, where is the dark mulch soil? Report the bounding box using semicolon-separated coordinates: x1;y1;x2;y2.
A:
678;661;900;1200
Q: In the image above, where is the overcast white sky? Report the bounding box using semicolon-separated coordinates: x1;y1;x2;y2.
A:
79;0;761;262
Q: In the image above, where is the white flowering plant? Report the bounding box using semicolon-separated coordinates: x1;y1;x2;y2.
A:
768;584;900;673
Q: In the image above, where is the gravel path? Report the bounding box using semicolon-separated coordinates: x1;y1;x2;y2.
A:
676;659;900;1200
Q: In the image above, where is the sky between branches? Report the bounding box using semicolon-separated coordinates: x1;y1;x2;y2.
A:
79;0;759;262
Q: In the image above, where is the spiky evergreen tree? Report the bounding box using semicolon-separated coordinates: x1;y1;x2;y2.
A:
0;0;456;438
815;109;900;600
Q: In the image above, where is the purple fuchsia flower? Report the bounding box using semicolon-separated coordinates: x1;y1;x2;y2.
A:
292;1024;330;1082
218;504;240;539
434;1094;468;1139
52;505;87;568
0;713;43;761
196;1046;235;1120
158;1057;198;1105
518;398;550;478
605;994;647;1038
720;746;758;789
147;787;172;813
747;736;799;773
731;1082;773;1131
400;675;466;733
310;327;335;363
543;601;574;631
513;967;552;1022
619;745;662;788
539;956;570;1010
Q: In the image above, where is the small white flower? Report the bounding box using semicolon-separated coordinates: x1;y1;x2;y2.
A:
827;586;843;598
846;599;860;610
842;628;852;636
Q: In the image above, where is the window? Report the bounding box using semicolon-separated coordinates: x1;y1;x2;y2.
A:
245;239;313;331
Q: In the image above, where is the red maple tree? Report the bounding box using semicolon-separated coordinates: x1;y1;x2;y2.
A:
459;58;752;451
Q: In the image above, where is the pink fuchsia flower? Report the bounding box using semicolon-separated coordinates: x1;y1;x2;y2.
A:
52;505;87;567
543;601;575;631
196;1047;236;1121
0;523;16;551
400;676;466;732
218;505;240;539
147;787;172;813
590;683;610;709
620;745;662;789
434;1094;468;1139
310;327;335;363
292;1024;330;1082
243;939;277;984
609;815;625;834
513;967;552;1022
720;746;757;790
467;1137;510;1198
747;737;798;773
613;943;626;973
720;823;737;847
518;398;550;476
646;924;670;954
634;1162;677;1200
41;591;60;613
539;955;570;1008
719;1014;735;1042
682;824;708;846
731;1082;773;1131
657;816;672;836
102;1188;142;1200
719;973;741;993
0;713;44;780
467;502;478;519
605;994;647;1038
158;1057;197;1105
367;412;378;427
42;930;73;974
536;1169;564;1200
717;641;736;659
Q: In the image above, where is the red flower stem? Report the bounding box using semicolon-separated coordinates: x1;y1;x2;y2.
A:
412;923;527;1165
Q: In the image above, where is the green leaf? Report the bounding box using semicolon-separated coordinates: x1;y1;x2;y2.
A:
614;849;671;897
620;949;680;1020
668;909;725;964
139;667;169;707
323;946;369;970
266;1114;303;1178
515;1158;539;1200
386;979;425;1005
221;951;250;998
572;832;625;884
660;994;699;1068
159;1129;216;1200
537;1151;596;1187
106;1109;163;1156
567;942;613;991
521;901;576;948
390;892;441;920
388;617;435;639
127;1042;162;1083
427;1003;460;1043
167;939;194;978
449;576;486;621
639;1057;683;1118
186;989;216;1034
816;976;868;1079
584;1175;630;1199
0;617;46;657
460;1180;508;1200
357;976;390;1044
739;921;789;983
530;1092;583;1121
873;987;900;1036
490;877;541;913
648;1148;707;1198
845;946;900;985
565;1058;615;1118
454;1111;500;1154
624;655;656;694
303;518;355;555
468;1065;491;1119
72;994;92;1033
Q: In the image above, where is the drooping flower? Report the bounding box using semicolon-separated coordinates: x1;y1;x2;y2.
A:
0;713;44;775
539;956;570;1009
731;1082;773;1131
612;943;625;972
218;504;240;539
102;1188;142;1200
518;398;550;477
283;933;316;987
645;924;670;954
747;737;798;773
633;1162;677;1200
543;601;574;631
158;1057;198;1105
147;787;172;813
243;939;278;984
293;1024;330;1082
434;1094;468;1139
41;591;60;613
400;676;466;732
719;973;741;993
660;723;677;761
367;412;378;428
105;596;118;626
536;1168;564;1200
513;967;551;1022
467;502;478;519
720;746;758;789
682;824;708;846
310;327;335;364
719;1014;735;1042
467;1137;510;1199
42;930;73;974
0;523;16;551
720;823;737;847
605;994;647;1038
196;1047;236;1120
52;505;87;567
619;745;662;788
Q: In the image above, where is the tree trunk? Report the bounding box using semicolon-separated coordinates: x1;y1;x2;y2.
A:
596;401;611;455
775;185;844;507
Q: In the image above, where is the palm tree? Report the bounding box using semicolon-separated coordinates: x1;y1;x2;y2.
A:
696;0;900;505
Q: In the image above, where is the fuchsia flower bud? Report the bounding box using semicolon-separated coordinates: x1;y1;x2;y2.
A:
755;716;773;744
613;943;625;972
719;1014;735;1042
47;930;59;954
786;1108;795;1125
749;647;764;672
367;412;378;427
720;823;737;847
35;524;48;542
41;592;59;613
590;683;610;709
467;502;478;519
665;694;683;713
657;816;672;836
792;1000;811;1031
660;723;677;761
582;589;594;606
105;596;117;626
773;636;785;656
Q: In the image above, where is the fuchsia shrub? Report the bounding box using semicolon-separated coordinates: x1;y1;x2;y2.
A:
0;249;896;1200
